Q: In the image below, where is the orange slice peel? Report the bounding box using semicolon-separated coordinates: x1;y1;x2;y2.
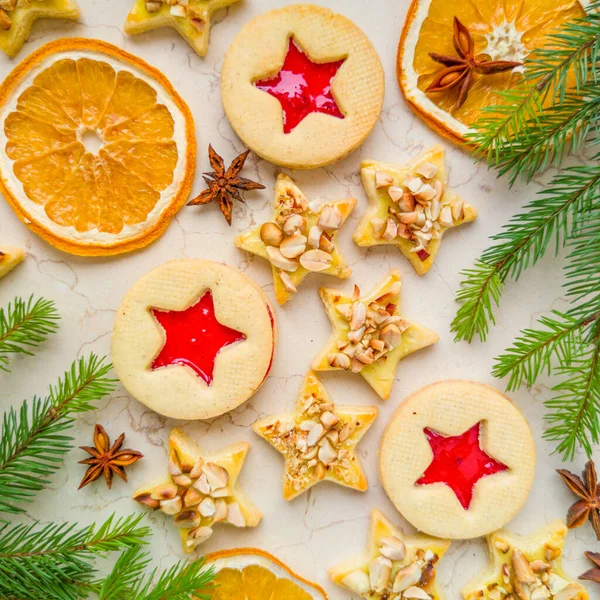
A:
0;38;195;256
203;548;329;600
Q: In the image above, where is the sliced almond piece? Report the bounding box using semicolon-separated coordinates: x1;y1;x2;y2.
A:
320;411;340;429
260;222;284;246
398;192;416;212
319;233;335;253
399;211;419;224
347;326;366;344
370;218;385;235
530;561;551;573
379;536;406;561
547;573;570;595
553;584;585;600
416;183;436;201
213;498;228;523
388;186;404;202
172;473;192;488
513;549;536;584
403;586;431;600
151;481;178;501
530;585;551;600
415;162;439;179
307;423;325;447
159;496;183;515
369;556;392;593
193;473;211;495
188;457;205;480
341;570;370;594
375;171;394;188
381;217;397;241
392;563;422;593
318;439;337;465
336;303;353;321
451;199;465;221
280;233;307;258
279;271;297;294
199;496;216;518
283;213;306;235
133;493;160;509
318;205;343;231
429;198;441;221
266;246;298;272
350;302;366;330
188;525;213;545
328;352;351;369
170;4;186;16
351;357;365;373
183;487;203;507
405;177;423;194
300;249;332;272
434;179;445;201
381;323;402;349
174;509;201;529
308;225;323;248
226;502;246;527
356;348;374;364
439;206;453;227
168;450;183;476
202;463;229;491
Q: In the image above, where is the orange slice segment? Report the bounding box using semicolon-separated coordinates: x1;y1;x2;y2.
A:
203;549;328;600
398;0;586;144
0;38;195;256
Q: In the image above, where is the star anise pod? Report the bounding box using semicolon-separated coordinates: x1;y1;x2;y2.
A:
557;460;600;540
581;551;600;584
426;17;522;109
188;145;265;225
78;424;143;490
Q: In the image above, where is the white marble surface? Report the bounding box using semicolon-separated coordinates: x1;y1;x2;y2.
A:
0;1;598;598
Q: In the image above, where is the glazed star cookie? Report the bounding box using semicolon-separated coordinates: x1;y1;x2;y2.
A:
0;246;23;279
379;380;536;539
354;145;477;275
125;0;238;57
134;428;261;553
112;260;276;420
463;521;589;600
221;4;385;169
329;509;450;599
235;173;356;305
0;0;79;57
253;371;378;501
311;270;439;400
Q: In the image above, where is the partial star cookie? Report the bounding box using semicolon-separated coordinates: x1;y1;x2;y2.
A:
235;173;356;305
125;0;239;57
330;509;450;599
311;270;439;400
463;521;589;600
0;246;24;279
0;0;79;57
353;145;477;275
133;428;261;553
253;370;377;501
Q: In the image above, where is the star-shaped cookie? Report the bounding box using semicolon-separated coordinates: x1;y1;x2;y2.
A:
353;145;477;275
463;521;589;600
330;509;450;599
0;0;79;57
311;270;439;400
253;370;378;501
124;0;239;57
0;245;23;279
235;173;356;305
133;428;261;553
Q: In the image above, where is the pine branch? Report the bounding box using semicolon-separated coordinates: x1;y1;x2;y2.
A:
468;7;600;183
451;161;600;342
97;546;150;600
131;557;215;600
0;296;60;372
0;514;149;600
0;354;116;514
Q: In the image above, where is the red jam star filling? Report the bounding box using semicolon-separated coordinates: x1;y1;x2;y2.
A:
254;37;345;134
416;422;508;510
151;291;246;386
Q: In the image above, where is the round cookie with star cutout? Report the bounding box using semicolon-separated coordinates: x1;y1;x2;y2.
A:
112;260;277;420
221;4;385;169
379;380;536;540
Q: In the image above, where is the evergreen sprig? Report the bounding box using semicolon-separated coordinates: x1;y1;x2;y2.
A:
0;354;116;513
0;296;60;372
452;2;600;458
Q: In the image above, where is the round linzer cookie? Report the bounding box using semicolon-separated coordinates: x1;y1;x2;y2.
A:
112;260;276;420
379;380;536;539
221;4;384;169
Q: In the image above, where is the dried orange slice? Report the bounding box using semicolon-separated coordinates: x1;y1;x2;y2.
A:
0;38;195;256
398;0;586;144
203;548;328;600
